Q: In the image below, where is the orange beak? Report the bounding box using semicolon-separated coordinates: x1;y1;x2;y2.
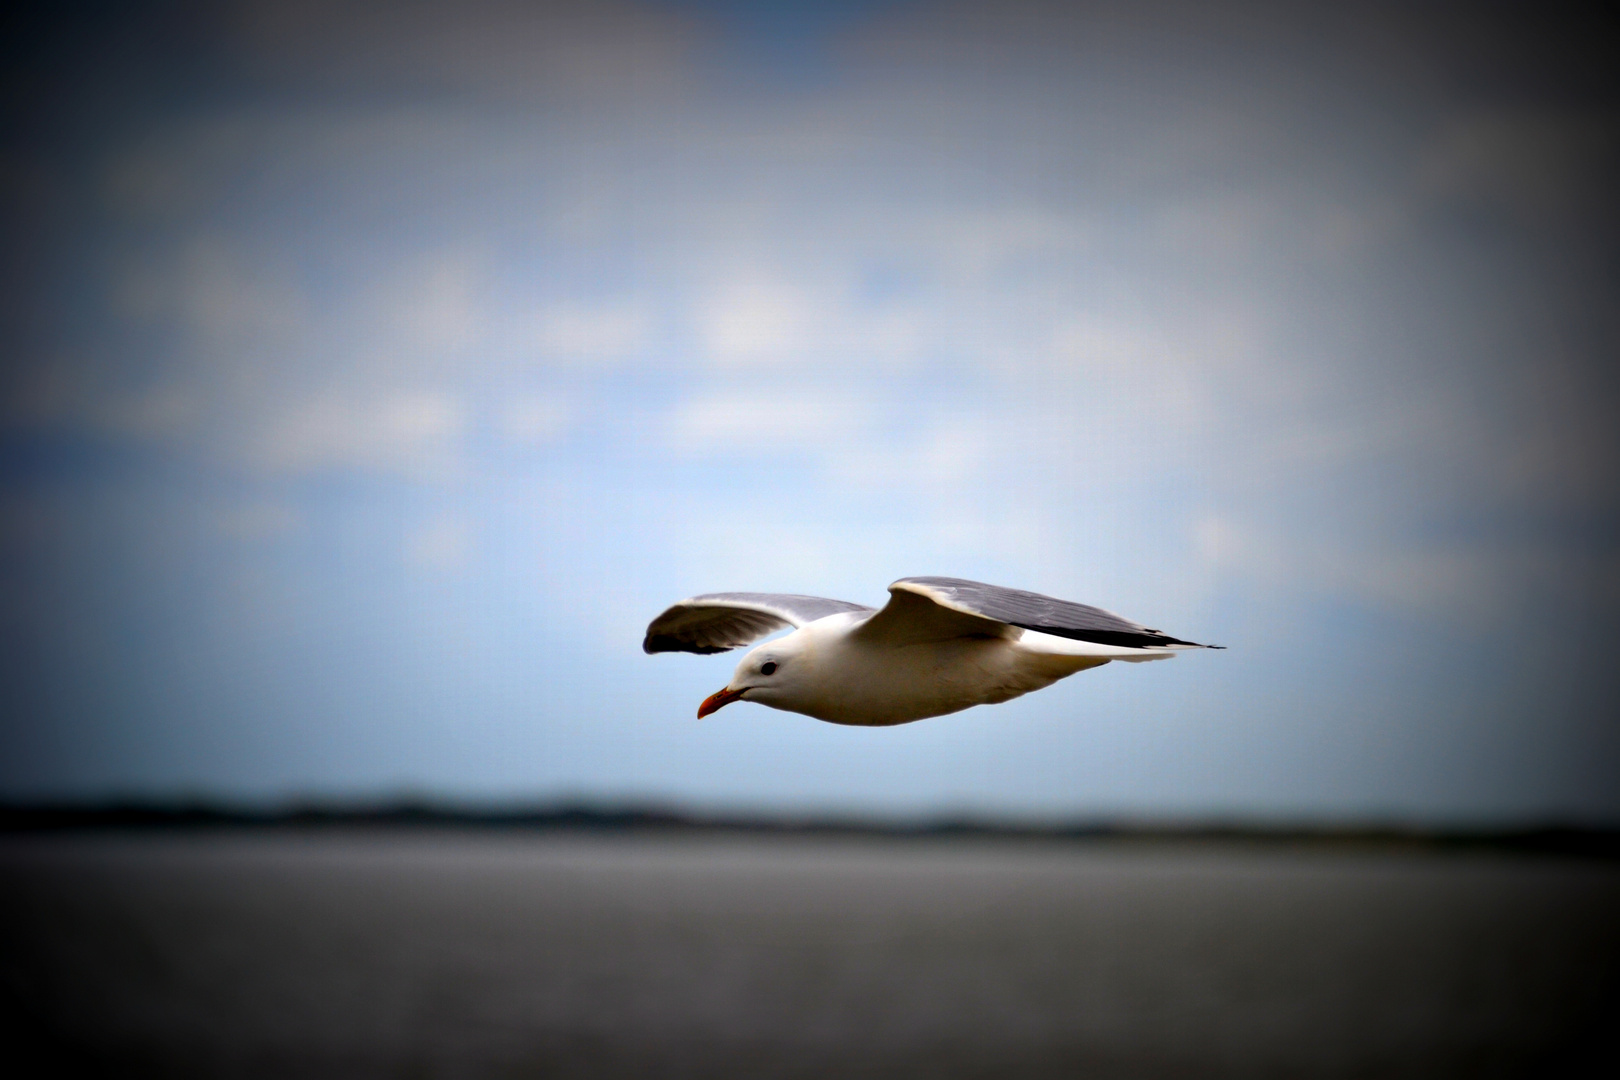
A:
697;686;746;718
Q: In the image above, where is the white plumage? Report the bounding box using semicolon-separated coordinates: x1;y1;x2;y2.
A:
644;577;1219;726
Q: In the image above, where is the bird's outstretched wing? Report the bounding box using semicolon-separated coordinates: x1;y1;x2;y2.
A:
854;576;1219;652
643;593;874;654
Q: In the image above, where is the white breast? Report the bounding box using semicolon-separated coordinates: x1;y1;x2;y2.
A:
794;620;1108;726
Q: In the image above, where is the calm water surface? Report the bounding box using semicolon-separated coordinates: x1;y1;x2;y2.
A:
3;830;1616;1077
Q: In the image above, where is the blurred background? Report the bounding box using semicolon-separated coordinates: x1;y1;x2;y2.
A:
2;0;1617;826
3;1;1618;1075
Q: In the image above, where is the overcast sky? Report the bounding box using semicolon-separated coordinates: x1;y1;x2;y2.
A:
3;0;1617;823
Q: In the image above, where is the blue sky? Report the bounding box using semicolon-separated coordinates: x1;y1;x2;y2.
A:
2;0;1617;823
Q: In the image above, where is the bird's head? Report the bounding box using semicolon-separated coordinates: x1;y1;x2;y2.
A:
697;631;815;718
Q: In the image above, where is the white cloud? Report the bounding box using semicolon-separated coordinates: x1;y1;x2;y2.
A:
25;0;1613;634
497;395;571;444
674;516;847;594
530;301;652;364
250;390;466;477
665;388;876;456
697;277;820;365
391;255;483;356
921;207;1090;284
685;230;932;368
827;422;991;492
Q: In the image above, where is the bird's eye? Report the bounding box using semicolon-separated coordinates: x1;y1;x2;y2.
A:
761;661;778;675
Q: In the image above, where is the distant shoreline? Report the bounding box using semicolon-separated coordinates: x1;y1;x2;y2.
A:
4;801;1618;860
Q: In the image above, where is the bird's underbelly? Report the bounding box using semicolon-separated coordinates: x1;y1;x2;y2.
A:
798;638;1106;726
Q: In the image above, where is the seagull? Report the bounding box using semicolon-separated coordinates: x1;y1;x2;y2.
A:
644;576;1220;726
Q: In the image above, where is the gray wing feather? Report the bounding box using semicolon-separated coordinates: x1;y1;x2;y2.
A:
893;577;1215;649
643;593;873;655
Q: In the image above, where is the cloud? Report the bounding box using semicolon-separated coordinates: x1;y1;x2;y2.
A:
691;271;925;369
15;0;1619;618
250;391;466;477
390;255;484;357
496;395;571;444
827;421;991;493
920;208;1091;285
6;0;1619;820
697;277;819;365
530;301;653;364
665;387;876;456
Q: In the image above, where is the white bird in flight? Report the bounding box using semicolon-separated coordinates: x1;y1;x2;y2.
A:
645;576;1220;726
